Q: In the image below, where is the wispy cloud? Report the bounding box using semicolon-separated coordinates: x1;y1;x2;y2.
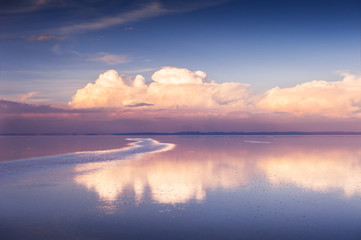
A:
1;35;66;41
21;35;66;41
87;52;130;65
52;44;61;54
20;92;39;101
0;99;97;114
58;2;167;35
2;0;232;38
17;92;49;103
56;0;232;35
0;0;50;14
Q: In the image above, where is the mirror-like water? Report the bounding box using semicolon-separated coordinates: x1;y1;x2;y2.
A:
1;136;361;239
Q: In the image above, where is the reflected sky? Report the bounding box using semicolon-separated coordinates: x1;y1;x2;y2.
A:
258;151;361;197
74;136;361;207
74;143;248;205
2;135;361;239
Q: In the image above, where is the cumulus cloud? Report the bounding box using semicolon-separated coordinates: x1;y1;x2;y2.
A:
258;73;361;117
69;66;251;110
69;67;361;119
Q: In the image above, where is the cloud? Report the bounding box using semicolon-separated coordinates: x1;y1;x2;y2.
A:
3;101;361;134
22;35;66;41
258;150;361;197
69;67;361;118
1;35;65;41
2;92;50;104
58;2;167;35
74;137;248;204
55;1;232;35
5;67;361;134
258;73;361;117
87;52;130;65
52;44;61;54
0;99;65;114
19;92;39;101
69;66;251;109
68;66;361;120
0;99;97;114
0;0;52;13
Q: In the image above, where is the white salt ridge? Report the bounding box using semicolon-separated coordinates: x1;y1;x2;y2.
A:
0;138;174;177
244;140;271;144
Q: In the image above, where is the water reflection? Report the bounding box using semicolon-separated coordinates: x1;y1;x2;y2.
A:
74;155;248;204
3;136;361;239
74;137;249;204
74;136;361;207
258;151;361;196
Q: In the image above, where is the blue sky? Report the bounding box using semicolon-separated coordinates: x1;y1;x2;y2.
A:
1;0;360;103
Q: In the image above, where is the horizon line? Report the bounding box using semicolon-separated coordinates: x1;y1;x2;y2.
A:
2;131;361;136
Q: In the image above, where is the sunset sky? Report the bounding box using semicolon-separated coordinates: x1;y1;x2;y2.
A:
1;0;361;133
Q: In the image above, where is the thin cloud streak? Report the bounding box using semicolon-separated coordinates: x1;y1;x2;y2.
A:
87;53;130;65
19;92;38;102
1;35;66;41
56;1;232;35
23;35;66;41
0;0;51;14
57;2;168;35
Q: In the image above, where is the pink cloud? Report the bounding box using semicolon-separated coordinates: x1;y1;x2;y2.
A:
258;73;361;118
22;35;66;41
2;67;361;134
69;67;361;119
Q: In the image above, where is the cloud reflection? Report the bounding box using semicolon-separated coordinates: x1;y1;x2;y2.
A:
74;138;249;204
74;137;361;208
258;151;361;197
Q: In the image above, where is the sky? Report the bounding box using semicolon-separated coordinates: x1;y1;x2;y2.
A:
1;0;361;133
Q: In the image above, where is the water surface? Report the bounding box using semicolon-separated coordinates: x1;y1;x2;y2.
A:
1;135;361;239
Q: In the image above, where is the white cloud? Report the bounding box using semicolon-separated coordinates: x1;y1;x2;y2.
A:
151;66;208;84
69;67;361;118
69;66;251;109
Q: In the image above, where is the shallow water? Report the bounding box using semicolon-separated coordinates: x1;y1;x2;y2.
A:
1;135;361;239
